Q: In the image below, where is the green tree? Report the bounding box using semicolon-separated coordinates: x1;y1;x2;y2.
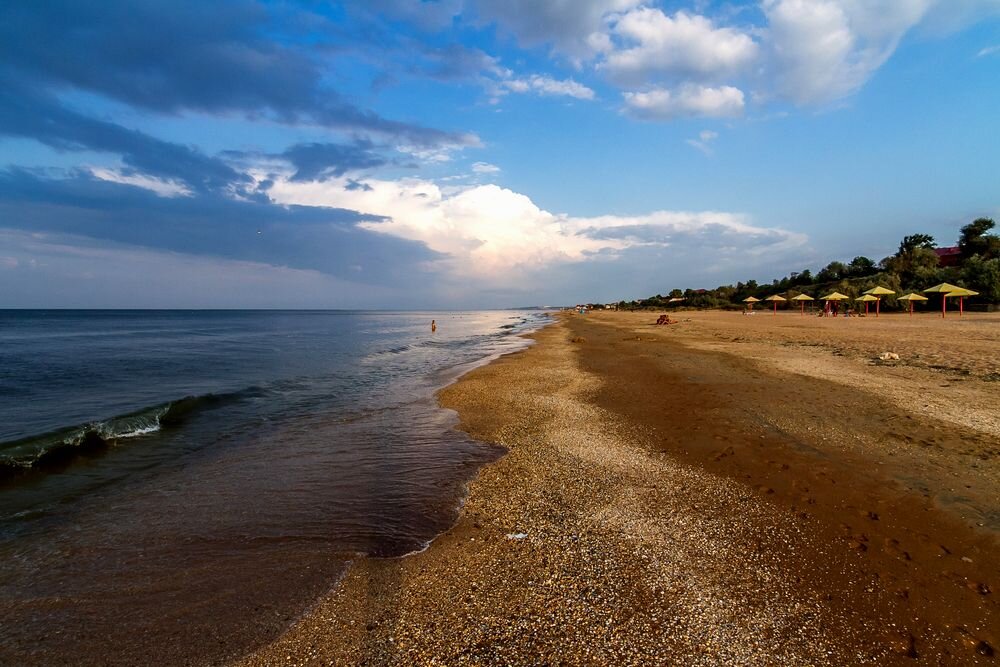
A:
961;255;1000;302
958;218;999;260
898;234;935;254
816;261;847;283
847;256;876;276
884;233;941;288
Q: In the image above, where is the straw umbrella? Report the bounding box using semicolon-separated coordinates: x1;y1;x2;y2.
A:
855;293;878;316
764;294;786;314
945;287;979;317
863;285;895;318
897;292;928;317
819;291;849;316
791;293;814;315
743;296;760;312
923;283;963;317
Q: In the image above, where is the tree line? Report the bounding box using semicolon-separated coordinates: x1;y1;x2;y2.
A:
612;218;1000;311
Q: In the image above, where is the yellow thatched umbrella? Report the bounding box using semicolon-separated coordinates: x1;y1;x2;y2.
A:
791;293;814;316
743;296;760;312
764;294;786;315
923;282;964;317
945;287;979;317
819;291;849;317
855;293;878;316
863;285;896;318
897;292;928;317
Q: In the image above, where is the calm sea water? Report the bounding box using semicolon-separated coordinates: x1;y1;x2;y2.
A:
0;310;548;666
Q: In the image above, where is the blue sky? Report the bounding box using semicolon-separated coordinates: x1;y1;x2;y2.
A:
1;0;998;308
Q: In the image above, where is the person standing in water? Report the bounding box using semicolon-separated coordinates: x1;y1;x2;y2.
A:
431;319;436;333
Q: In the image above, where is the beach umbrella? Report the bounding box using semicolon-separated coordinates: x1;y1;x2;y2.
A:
855;293;878;316
863;285;896;318
764;294;786;314
945;287;979;317
791;293;814;315
897;292;928;317
923;283;963;317
819;291;849;317
743;296;760;311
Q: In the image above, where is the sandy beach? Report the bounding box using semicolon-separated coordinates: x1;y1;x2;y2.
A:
236;310;999;666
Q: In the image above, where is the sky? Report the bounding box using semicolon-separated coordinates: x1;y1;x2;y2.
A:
1;0;998;309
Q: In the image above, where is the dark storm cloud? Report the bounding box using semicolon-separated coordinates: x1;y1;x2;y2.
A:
0;78;249;194
0;0;463;146
0;168;441;285
282;141;388;182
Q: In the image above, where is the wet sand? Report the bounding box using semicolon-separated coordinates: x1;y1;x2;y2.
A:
235;310;999;666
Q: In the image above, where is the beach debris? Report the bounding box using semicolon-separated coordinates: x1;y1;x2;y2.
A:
877;352;900;362
506;532;528;540
570;337;585;343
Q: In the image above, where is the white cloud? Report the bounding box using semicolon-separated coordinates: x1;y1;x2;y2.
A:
601;8;758;84
264;171;805;290
496;74;596;100
396;133;482;163
89;167;192;197
978;44;1000;57
761;0;933;104
471;161;501;173
623;85;745;120
686;129;720;155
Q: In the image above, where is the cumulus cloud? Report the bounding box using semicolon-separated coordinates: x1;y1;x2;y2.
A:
601;8;758;84
623;85;745;120
265;172;806;290
472;162;501;174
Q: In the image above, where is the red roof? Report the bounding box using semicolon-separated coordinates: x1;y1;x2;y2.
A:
934;246;960;258
934;246;961;267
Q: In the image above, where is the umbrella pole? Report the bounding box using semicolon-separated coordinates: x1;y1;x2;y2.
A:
865;302;869;316
876;298;880;318
960;296;964;317
942;295;946;318
909;301;913;317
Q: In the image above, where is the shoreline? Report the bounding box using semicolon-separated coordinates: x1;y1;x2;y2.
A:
236;311;998;666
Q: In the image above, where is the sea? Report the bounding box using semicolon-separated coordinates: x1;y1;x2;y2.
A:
0;309;550;666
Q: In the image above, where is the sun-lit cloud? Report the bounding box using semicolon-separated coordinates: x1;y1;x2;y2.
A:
265;171;807;290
